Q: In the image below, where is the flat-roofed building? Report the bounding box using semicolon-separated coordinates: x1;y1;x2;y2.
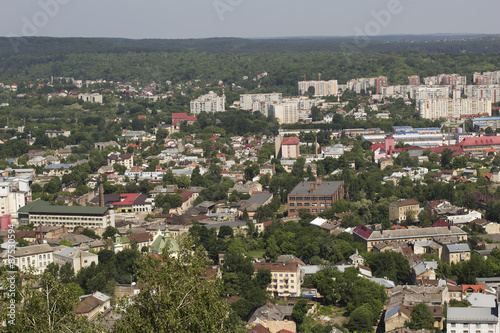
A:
287;179;344;216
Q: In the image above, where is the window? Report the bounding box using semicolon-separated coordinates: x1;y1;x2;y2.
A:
290;274;294;277
450;323;456;328
304;203;310;207
279;274;282;277
289;203;295;207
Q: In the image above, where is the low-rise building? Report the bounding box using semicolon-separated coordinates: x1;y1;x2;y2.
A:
53;246;98;273
442;243;471;264
74;292;111;320
389;199;420;222
253;262;301;297
287;179;344;216
0;243;53;274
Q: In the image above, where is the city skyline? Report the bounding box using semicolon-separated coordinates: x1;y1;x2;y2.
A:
0;0;499;40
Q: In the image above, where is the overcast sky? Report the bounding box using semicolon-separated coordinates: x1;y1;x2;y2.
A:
0;0;498;39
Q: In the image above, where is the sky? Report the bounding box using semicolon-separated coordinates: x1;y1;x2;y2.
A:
0;0;499;40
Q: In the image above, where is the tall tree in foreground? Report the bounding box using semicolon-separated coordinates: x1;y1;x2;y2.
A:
114;238;245;333
405;303;435;330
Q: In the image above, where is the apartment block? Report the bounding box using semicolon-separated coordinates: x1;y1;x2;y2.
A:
0;244;53;274
418;97;491;120
253;262;301;297
190;92;226;114
287;179;344;216
298;80;338;96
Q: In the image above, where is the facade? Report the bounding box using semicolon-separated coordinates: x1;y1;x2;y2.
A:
78;93;103;104
443;244;471;264
18;200;115;230
253;262;301;297
287;179;344;216
418;97;492;120
45;130;71;138
298;80;338;96
447;306;500;333
275;136;300;159
190;92;225;114
389;199;420;222
0;178;30;224
90;193;151;213
270;102;299;124
353;225;468;251
53;246;99;273
408;76;421;85
0;243;53;274
240;93;282;111
74;292;111;320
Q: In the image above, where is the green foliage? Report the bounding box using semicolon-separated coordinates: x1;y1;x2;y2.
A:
114;238;243;333
348;303;374;333
405;303;435;330
292;299;309;325
102;226;120;239
80;227;101;240
364;251;410;284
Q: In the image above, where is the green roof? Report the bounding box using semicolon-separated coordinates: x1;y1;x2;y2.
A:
18;200;109;215
151;230;180;254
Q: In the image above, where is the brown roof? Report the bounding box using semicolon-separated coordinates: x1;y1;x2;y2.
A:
253;262;298;272
392;199;419;207
127;232;153;243
249;324;271;333
74;296;104;315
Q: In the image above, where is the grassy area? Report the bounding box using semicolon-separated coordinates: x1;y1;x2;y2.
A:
278;205;286;213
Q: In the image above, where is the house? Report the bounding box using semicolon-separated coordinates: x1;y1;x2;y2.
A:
442;244;471;264
389;199;420;222
248;303;296;333
53;246;98;273
74;292;111;320
253;262;301;297
411;261;437;284
275;136;299;159
379;157;394;170
447;303;500;333
287;179;344;216
348;249;365;267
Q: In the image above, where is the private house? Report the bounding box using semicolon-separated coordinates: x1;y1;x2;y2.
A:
287;179;344;216
74;292;111;321
248;303;296;333
107;153;134;169
411;261;438;284
389;199;420;222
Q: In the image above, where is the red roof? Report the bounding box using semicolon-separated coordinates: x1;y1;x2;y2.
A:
172;112;188;119
281;137;300;145
353;225;372;239
424;145;464;156
181;190;194;202
113;193;140;206
371;143;385;152
460;136;500;147
462;285;485;293
209;136;218;141
432;219;453;227
389;225;407;230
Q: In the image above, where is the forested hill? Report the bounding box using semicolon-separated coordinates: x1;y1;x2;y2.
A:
1;34;500;57
2;35;500;91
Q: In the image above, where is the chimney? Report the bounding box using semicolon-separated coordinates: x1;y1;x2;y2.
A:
310;183;317;193
98;174;104;207
316;178;322;186
315;135;318;159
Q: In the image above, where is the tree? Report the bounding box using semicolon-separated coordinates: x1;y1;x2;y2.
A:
348;304;374;333
114;238;243;333
0;272;107;332
405;303;435;330
292;299;309;326
102;226;120;239
441;148;453;169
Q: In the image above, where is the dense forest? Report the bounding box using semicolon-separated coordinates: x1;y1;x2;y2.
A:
2;36;500;96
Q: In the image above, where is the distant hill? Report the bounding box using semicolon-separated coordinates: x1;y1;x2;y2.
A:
1;34;500;57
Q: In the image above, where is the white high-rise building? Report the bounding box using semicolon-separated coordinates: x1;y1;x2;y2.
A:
240;93;282;110
270;103;299;124
298;80;338;96
418;97;492;120
190;92;226;114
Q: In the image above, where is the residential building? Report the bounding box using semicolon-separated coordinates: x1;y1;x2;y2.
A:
353;225;467;251
275;136;300;159
107;153;134;168
389;199;420;222
0;177;30;224
45;130;71;138
253;262;301;297
270;103;299;124
442;244;471;264
248;303;296;333
447;306;500;333
287;179;344;216
53;246;98;273
90;193;152;213
298;80;338;96
0;243;53;274
240;93;282;112
18;200;115;230
94;141;120;151
418;97;491;120
408;76;420;86
190;91;225;114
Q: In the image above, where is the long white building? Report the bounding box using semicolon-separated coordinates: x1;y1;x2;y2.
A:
240;93;282;111
418;97;492;120
298;80;338;96
190;92;226;114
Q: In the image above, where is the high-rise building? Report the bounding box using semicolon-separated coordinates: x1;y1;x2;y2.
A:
376;76;388;94
418;97;492;120
408;76;421;86
190;91;226;114
270;103;299;124
298;80;338;96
